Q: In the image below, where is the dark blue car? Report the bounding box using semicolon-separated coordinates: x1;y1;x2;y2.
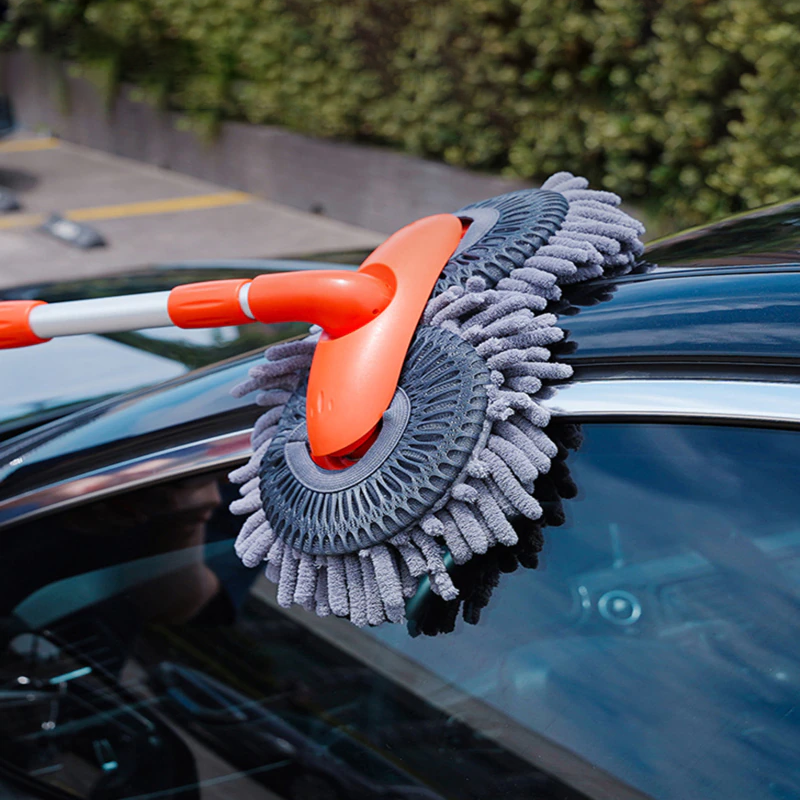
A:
0;200;798;800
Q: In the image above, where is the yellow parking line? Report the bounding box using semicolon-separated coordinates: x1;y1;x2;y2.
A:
67;191;252;221
0;191;253;231
0;137;60;154
0;213;46;230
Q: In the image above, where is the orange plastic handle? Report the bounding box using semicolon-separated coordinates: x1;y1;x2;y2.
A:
0;216;461;459
305;214;463;457
247;271;393;338
0;301;50;349
168;279;253;328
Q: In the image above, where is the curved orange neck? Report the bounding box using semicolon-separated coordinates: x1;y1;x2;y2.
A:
249;214;463;457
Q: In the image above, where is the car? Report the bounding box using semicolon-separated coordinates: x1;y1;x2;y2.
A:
0;95;12;140
0;94;21;211
0;199;798;800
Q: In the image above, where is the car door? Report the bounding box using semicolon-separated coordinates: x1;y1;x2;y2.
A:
0;398;798;800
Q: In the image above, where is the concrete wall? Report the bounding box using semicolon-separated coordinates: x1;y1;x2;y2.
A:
3;49;533;234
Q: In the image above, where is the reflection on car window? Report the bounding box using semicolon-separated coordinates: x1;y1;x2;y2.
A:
0;424;797;800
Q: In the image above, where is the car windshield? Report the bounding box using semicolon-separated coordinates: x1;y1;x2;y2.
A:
0;422;797;800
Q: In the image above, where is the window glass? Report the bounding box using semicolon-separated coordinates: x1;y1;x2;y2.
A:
0;423;797;800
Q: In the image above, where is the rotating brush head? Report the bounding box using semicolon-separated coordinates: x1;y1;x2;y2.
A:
229;172;645;627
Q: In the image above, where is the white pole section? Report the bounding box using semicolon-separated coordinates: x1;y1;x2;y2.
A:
238;282;255;320
28;292;173;338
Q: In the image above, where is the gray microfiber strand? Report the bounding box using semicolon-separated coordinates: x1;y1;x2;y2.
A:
367;544;405;621
294;553;317;608
326;556;349;617
314;566;331;616
229;172;645;626
344;554;368;628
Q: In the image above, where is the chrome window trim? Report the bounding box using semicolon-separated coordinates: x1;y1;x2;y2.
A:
1;377;799;530
0;429;253;530
548;378;800;426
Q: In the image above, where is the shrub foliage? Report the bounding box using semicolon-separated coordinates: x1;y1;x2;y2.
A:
3;0;799;224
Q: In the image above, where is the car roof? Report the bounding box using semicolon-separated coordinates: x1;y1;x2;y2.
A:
561;266;800;374
642;197;800;269
0;202;798;528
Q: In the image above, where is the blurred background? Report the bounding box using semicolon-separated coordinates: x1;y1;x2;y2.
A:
3;0;799;233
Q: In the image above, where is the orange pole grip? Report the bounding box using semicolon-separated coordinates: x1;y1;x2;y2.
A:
0;301;50;349
246;271;394;339
168;279;254;329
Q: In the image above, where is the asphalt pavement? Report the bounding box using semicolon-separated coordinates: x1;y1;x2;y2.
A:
0;135;383;289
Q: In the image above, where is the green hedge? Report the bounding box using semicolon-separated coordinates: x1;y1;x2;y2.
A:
4;0;799;225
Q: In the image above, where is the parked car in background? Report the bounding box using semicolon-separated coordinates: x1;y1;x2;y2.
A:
0;93;22;211
0;201;798;800
0;94;13;140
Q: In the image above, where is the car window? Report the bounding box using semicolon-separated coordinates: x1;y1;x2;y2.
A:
0;423;797;800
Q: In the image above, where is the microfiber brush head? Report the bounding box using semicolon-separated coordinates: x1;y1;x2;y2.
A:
229;173;645;627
